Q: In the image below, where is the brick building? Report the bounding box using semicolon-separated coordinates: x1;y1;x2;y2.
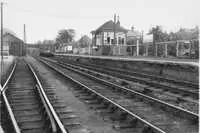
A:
91;16;128;46
1;32;25;56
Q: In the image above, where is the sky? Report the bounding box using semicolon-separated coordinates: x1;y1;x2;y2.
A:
3;0;200;43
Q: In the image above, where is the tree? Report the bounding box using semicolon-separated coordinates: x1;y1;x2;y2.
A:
42;40;55;45
148;26;163;56
56;29;75;44
36;40;42;45
78;35;92;48
148;26;169;42
175;27;198;40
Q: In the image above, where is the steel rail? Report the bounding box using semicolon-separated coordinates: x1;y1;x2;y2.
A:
39;57;166;133
2;91;21;133
59;60;198;99
42;57;199;120
1;58;67;133
35;83;57;133
71;60;198;89
46;56;198;88
1;60;16;92
28;63;68;133
1;60;21;133
52;55;198;90
63;62;199;119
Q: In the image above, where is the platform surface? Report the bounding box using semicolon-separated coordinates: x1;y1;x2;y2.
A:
54;53;199;67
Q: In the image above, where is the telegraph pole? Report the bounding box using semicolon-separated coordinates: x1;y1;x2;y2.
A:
113;14;116;45
24;24;26;43
0;2;4;87
23;24;26;56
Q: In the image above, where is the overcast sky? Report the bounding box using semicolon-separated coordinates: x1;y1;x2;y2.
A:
4;0;200;43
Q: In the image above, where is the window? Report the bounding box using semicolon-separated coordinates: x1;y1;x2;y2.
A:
111;39;114;44
118;37;121;44
107;37;110;44
122;38;124;44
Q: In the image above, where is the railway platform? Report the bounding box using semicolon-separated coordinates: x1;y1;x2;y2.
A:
54;53;199;67
54;53;199;84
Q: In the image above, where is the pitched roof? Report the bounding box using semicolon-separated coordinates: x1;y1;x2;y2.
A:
3;32;23;43
91;20;128;34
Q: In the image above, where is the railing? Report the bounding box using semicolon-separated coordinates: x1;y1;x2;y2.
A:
59;39;198;59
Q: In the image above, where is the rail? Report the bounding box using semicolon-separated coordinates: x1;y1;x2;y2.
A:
28;63;68;133
1;60;21;133
40;58;166;133
58;60;198;97
35;83;57;132
1;58;68;133
42;57;199;120
1;60;16;92
60;61;199;120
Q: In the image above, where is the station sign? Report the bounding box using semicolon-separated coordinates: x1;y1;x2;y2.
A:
143;34;153;43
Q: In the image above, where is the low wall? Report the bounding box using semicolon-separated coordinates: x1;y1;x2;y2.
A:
55;54;199;83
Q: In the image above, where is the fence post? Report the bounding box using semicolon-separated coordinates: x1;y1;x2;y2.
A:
164;43;168;57
176;41;179;57
131;46;133;56
113;45;115;55
189;42;191;57
88;43;90;55
136;40;139;56
119;45;120;55
145;44;148;56
155;44;157;57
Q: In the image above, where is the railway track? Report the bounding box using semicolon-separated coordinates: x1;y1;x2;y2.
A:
28;59;93;133
43;57;198;114
52;56;199;99
1;58;68;133
38;57;199;133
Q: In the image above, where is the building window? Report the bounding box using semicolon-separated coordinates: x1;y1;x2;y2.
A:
122;38;124;44
111;39;114;44
118;37;121;44
107;37;110;44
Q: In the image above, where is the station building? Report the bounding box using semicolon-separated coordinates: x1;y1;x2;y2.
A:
1;32;25;56
90;16;143;56
91;17;128;46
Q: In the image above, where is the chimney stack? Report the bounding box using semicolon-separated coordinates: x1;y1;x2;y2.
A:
117;15;120;26
131;26;134;31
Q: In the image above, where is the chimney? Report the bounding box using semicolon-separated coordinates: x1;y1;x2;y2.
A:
117;15;120;26
113;14;116;45
131;26;134;31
